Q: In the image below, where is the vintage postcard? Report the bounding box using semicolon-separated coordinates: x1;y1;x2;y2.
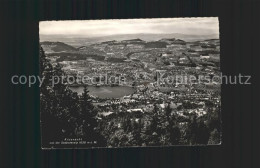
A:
39;18;221;149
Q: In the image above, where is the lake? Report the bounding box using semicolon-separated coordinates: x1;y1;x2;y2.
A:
69;86;135;99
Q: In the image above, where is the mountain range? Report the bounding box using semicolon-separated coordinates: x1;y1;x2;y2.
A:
40;33;219;47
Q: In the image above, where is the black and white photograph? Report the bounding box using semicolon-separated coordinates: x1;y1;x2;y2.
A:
39;18;221;148
2;0;259;167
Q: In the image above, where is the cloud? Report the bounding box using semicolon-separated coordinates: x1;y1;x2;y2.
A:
40;17;219;36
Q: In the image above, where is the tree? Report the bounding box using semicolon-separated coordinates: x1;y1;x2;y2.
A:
79;86;101;141
165;103;172;119
186;115;210;145
169;125;181;145
39;47;53;84
207;107;221;132
52;63;67;94
186;115;198;144
132;120;142;146
196;121;210;144
208;129;221;144
149;132;160;146
40;47;67;143
122;116;132;132
40;46;106;147
149;114;159;134
165;112;180;145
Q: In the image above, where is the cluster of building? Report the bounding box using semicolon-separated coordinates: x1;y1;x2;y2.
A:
42;38;220;119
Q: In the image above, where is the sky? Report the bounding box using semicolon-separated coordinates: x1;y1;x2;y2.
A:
40;17;219;37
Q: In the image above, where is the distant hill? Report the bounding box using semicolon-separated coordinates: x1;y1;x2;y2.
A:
122;38;144;42
40;41;78;53
145;41;167;48
40;33;219;47
84;33;219;43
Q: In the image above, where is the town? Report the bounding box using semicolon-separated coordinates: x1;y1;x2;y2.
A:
40;36;221;146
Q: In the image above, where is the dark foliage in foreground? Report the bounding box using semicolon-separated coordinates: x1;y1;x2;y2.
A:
40;47;106;147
